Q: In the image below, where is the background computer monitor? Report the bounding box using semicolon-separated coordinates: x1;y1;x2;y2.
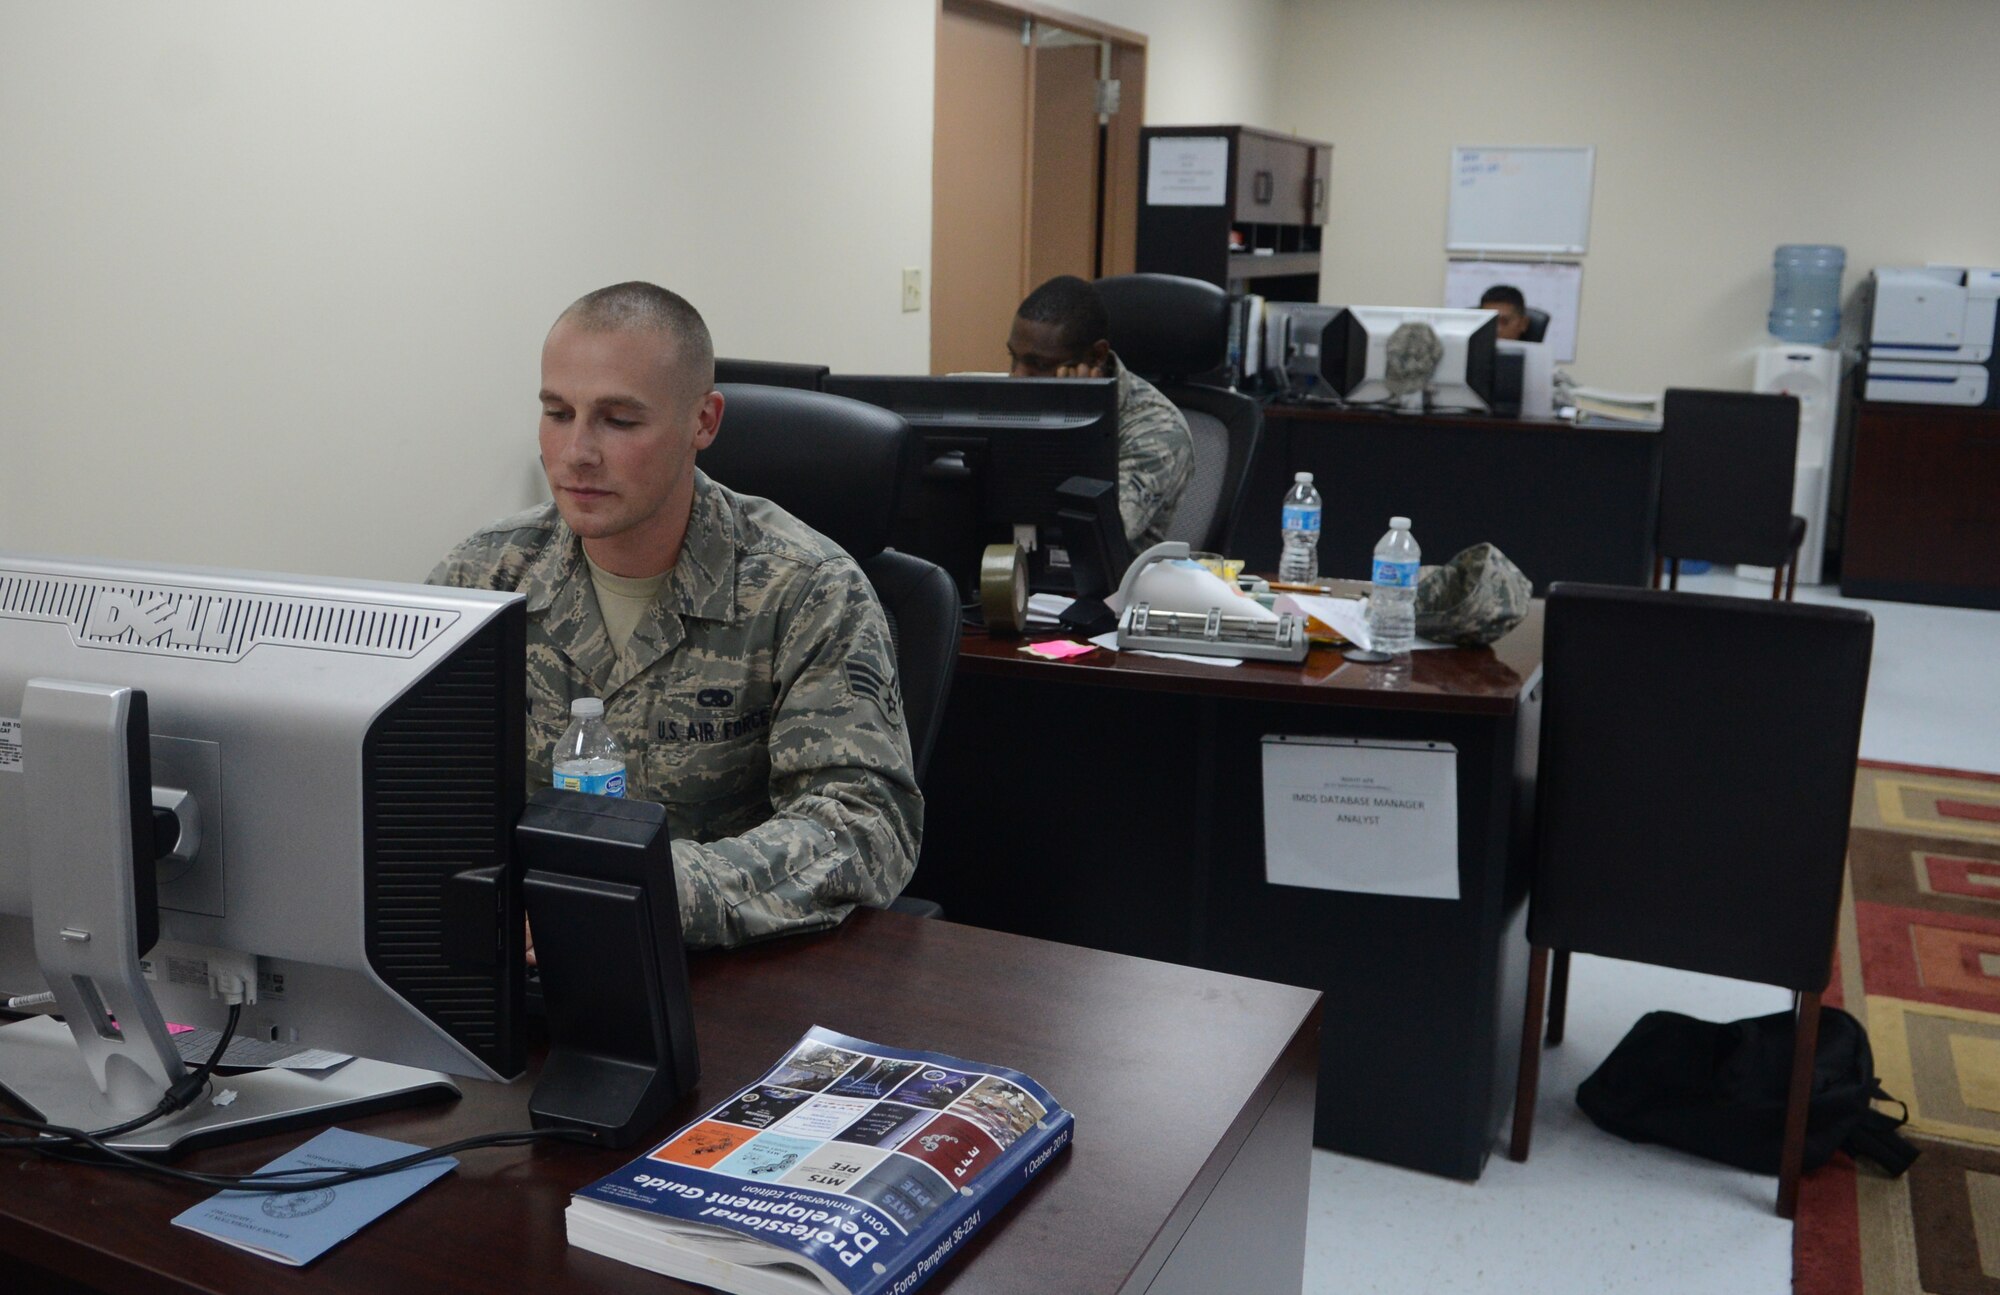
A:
1321;307;1500;411
0;555;530;1110
713;357;830;391
823;375;1120;595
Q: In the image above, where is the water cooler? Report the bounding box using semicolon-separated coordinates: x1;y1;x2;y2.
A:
1738;343;1842;587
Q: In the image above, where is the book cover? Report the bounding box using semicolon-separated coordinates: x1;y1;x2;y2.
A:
567;1026;1073;1295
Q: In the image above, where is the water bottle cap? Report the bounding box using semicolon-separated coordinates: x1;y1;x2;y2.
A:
1390;516;1411;529
1294;472;1314;484
571;697;605;717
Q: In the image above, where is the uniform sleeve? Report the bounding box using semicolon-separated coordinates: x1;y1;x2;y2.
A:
669;557;924;948
1117;396;1196;545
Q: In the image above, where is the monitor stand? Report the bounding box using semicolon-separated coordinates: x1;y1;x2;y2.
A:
0;1014;458;1155
0;679;458;1155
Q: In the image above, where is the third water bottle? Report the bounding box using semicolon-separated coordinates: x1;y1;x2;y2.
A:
1368;517;1420;655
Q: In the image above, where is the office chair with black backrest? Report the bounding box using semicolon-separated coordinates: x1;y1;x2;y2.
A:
1509;583;1872;1218
703;385;961;916
1655;389;1809;600
1523;307;1551;344
1094;273;1263;555
704;384;959;780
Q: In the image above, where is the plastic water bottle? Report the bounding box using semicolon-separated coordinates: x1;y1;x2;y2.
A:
1278;472;1322;583
1769;244;1845;344
553;697;627;797
1368;517;1420;655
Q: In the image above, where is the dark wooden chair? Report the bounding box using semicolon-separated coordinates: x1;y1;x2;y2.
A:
1654;388;1808;600
1509;583;1873;1217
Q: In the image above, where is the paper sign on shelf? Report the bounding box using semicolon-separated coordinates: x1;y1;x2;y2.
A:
1260;736;1459;900
1147;136;1228;207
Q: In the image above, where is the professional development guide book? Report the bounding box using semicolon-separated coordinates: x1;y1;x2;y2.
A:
567;1026;1074;1295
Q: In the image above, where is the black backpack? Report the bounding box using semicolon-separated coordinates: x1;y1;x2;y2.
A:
1576;1006;1919;1176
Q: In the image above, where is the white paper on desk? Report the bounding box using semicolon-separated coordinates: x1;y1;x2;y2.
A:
1027;591;1125;626
1087;630;1245;667
1273;593;1455;651
1260;736;1459;900
1133;560;1277;621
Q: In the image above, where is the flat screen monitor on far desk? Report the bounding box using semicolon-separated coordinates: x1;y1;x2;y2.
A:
824;374;1119;596
0;554;531;1151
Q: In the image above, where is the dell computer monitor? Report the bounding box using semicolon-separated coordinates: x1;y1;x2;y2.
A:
713;357;830;391
0;554;528;1146
1321;307;1500;412
823;375;1120;595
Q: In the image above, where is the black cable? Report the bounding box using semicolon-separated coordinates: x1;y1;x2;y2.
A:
0;1004;244;1147
2;1120;594;1192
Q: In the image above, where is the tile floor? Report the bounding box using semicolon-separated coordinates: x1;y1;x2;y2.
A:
1299;569;2000;1293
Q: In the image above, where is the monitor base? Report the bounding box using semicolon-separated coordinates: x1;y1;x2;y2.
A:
0;1013;459;1156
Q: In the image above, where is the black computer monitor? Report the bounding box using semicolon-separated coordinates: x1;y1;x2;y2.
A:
1319;307;1500;412
0;554;529;1150
823;375;1120;595
713;358;830;391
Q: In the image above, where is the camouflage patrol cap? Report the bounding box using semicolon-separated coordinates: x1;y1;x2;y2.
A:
1415;543;1531;647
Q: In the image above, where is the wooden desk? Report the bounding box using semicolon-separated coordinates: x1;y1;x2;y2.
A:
914;611;1543;1180
1;911;1319;1295
1239;403;1661;593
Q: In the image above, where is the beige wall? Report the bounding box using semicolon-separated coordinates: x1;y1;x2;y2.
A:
1274;0;2000;393
0;1;934;581
1063;0;1288;125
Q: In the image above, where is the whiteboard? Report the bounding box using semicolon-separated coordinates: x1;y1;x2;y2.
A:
1447;146;1594;255
1443;259;1585;363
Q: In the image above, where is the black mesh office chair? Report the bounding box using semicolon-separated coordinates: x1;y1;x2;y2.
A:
1094;273;1263;555
1523;308;1551;344
1509;584;1873;1218
703;385;961;915
1655;389;1809;600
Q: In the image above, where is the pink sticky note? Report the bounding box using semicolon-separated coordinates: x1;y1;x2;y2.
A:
166;1022;195;1035
1022;639;1098;661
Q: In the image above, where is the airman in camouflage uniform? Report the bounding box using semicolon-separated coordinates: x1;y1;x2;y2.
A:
1008;275;1193;547
430;282;920;949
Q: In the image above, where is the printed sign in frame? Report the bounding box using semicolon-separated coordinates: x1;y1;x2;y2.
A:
1260;735;1459;900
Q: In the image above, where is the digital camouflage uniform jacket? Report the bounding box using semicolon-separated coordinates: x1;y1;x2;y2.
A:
428;471;922;949
1112;353;1195;548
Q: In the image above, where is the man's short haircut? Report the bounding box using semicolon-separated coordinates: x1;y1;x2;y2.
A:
1478;284;1527;313
1016;275;1111;354
558;281;716;396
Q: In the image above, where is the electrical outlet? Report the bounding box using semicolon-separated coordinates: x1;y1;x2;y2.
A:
901;267;923;313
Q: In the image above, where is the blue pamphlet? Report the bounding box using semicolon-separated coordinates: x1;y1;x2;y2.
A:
171;1127;456;1266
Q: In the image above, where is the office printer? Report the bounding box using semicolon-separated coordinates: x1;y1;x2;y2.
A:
1861;266;2000;407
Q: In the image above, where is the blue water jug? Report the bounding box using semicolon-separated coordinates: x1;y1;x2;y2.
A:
1769;244;1844;345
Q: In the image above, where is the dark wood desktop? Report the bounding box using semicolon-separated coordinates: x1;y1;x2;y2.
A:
915;604;1544;1180
0;910;1320;1295
1240;403;1662;593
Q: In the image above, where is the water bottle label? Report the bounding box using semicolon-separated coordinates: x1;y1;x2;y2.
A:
554;767;626;797
1282;505;1321;531
1372;559;1419;589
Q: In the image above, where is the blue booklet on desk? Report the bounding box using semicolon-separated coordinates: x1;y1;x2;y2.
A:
567;1026;1074;1295
171;1127;456;1266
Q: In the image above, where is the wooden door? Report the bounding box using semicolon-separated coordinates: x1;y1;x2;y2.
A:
1026;37;1101;291
932;2;1031;376
932;3;1147;374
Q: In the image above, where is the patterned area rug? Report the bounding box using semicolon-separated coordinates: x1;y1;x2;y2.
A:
1797;761;2000;1294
